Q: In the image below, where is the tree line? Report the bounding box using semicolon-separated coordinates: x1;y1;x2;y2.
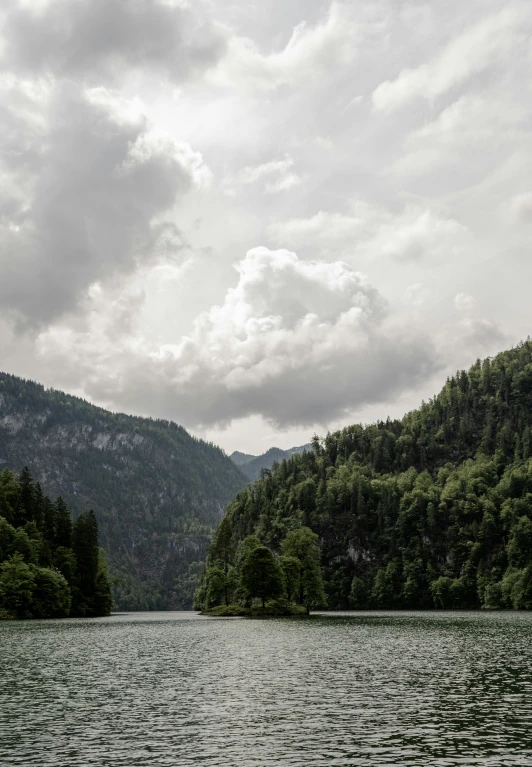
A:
0;466;112;619
202;341;532;611
194;525;326;614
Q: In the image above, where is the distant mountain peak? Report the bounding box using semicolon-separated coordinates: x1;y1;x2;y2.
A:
230;443;312;480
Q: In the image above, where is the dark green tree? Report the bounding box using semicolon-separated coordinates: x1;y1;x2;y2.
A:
281;528;326;613
279;555;300;603
72;510;100;616
240;545;283;608
55;497;73;549
0;554;36;619
32;567;71;618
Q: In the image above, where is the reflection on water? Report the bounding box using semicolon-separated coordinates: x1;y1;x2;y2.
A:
1;611;532;766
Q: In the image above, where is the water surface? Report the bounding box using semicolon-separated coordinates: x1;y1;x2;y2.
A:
1;611;532;766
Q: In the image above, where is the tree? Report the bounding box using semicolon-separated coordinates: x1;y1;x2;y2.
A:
93;549;113;616
349;576;369;609
281;527;326;613
32;567;71;619
240;545;283;608
279;555;300;603
15;467;35;527
55;497;73;549
53;546;77;585
204;564;226;607
0;554;36;619
430;576;453;609
72;511;99;616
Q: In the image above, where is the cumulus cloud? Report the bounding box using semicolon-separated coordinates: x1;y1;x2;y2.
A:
36;247;440;428
372;5;528;111
0;0;529;451
0;84;209;326
1;0;226;83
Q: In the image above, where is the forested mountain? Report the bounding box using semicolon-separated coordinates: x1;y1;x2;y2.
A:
204;341;532;611
0;373;247;610
230;444;312;481
0;467;111;619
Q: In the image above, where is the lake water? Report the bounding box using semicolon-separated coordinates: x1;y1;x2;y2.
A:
1;611;532;766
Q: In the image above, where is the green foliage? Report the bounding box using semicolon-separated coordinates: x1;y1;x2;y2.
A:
201;341;532;612
32;567;71;619
0;468;111;619
240;545;283;608
279;555;300;603
281;528;326;611
205;565;227;607
0;554;36;619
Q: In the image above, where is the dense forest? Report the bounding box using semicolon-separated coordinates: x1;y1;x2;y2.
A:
0;467;111;619
200;341;532;611
0;373;247;610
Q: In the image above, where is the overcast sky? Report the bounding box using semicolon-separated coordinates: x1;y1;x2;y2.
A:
1;0;531;454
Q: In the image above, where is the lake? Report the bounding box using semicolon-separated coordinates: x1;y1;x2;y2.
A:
1;611;532;766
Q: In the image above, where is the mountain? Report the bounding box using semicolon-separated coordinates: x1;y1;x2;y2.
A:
230;444;312;481
203;341;532;611
0;372;247;610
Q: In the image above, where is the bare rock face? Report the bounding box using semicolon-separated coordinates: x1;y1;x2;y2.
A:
0;373;247;609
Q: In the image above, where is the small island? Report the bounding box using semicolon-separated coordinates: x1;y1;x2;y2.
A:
201;600;307;617
195;526;326;617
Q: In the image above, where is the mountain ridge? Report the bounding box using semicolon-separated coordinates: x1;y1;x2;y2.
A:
0;371;247;609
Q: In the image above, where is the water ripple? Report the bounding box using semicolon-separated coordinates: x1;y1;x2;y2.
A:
1;611;532;766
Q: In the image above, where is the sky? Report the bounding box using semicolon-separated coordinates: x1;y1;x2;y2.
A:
0;0;531;455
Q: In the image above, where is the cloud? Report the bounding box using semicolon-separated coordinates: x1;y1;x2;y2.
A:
211;1;360;91
225;155;302;196
1;0;226;83
372;5;528;111
449;292;507;356
0;84;209;326
454;293;477;313
512;192;532;222
268;203;469;263
37;247;441;428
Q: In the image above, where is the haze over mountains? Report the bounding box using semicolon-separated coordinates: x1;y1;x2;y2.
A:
230;445;312;481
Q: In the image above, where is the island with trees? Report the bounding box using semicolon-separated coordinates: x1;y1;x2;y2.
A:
0;467;112;620
194;525;326;616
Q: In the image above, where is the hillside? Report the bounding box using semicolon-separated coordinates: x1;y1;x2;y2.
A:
0;373;247;609
203;341;532;611
230;444;311;481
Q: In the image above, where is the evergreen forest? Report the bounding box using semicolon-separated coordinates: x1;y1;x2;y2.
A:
200;341;532;611
0;467;112;619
